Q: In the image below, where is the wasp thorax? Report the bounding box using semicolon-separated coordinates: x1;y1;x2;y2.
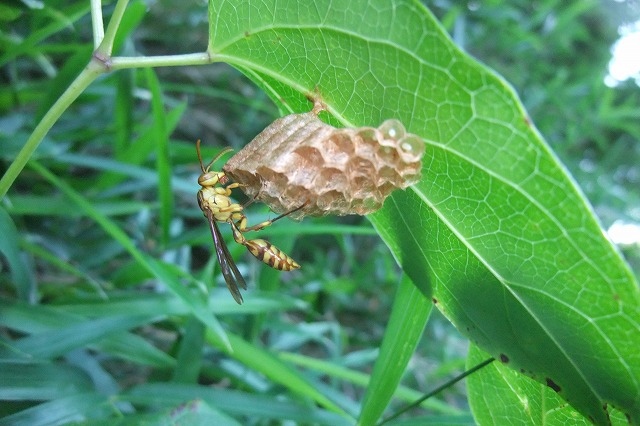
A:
223;102;425;220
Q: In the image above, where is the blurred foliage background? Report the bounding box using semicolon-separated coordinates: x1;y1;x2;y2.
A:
0;0;639;423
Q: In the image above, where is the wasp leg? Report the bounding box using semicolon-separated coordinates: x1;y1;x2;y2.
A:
224;182;247;191
242;193;260;209
239;202;308;233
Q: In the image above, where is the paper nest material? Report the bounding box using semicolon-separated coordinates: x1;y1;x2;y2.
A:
223;102;425;220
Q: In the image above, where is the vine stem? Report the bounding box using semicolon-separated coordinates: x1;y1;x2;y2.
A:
90;0;105;48
97;0;130;57
0;0;215;198
0;58;103;198
111;53;212;69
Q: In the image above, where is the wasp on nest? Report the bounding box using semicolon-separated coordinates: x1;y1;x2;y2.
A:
199;99;425;303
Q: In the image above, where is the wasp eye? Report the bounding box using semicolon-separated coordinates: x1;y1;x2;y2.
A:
198;172;222;186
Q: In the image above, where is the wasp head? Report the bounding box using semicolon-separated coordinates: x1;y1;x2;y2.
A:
198;170;227;187
196;140;234;187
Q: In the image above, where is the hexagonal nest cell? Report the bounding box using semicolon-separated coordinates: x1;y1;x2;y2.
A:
223;101;425;220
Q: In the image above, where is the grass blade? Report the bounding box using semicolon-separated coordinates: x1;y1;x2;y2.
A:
144;67;173;247
358;275;433;425
28;160;232;351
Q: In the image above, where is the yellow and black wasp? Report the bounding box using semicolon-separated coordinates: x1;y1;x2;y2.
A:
196;140;303;304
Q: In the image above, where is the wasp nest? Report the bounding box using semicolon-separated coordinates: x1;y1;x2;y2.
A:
223;102;424;220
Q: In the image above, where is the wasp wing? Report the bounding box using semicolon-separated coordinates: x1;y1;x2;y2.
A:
214;217;248;293
205;210;247;304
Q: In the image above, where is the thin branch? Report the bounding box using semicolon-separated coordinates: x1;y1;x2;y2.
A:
96;0;130;57
0;60;104;198
90;0;105;48
377;357;495;425
110;52;213;69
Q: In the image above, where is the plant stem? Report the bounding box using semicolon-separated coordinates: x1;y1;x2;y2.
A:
376;357;495;425
0;58;104;198
97;0;130;57
0;0;214;198
110;52;212;69
90;0;105;48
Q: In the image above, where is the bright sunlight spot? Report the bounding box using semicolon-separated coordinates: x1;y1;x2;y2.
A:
607;220;640;246
605;19;640;86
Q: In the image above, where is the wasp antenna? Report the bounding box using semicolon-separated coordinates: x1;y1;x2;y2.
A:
206;147;234;170
196;139;208;173
196;141;234;173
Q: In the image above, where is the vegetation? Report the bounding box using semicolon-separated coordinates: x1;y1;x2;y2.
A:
1;0;639;425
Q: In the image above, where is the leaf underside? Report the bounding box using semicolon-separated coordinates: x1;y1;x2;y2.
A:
208;0;640;424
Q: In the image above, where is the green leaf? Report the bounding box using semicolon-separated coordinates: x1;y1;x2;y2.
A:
0;300;171;368
6;194;152;217
34;45;93;122
84;401;242;426
207;0;640;423
144;67;173;247
280;352;459;416
153;400;243;426
93;103;187;191
466;344;631;425
172;317;206;384
0;360;93;401
5;314;156;359
0;393;112;426
0;206;34;300
205;329;350;418
27;160;232;351
112;0;147;55
125;383;352;425
114;70;135;156
55;291;305;317
0;2;90;68
0;3;22;22
53;151;193;194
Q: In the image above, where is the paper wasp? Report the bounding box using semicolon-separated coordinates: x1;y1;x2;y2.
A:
196;140;302;304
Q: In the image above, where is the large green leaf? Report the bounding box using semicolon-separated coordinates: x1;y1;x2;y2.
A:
466;344;631;425
207;0;640;423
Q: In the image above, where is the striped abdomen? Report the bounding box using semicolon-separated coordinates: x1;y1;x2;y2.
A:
244;239;300;271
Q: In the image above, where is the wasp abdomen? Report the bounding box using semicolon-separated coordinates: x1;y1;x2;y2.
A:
245;239;300;271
